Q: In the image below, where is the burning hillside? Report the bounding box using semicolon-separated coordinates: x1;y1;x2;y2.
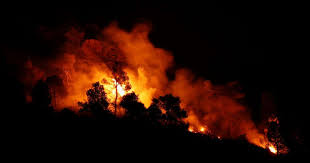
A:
19;22;287;155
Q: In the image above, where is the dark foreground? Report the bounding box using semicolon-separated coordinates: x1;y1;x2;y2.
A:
3;107;306;162
1;71;308;161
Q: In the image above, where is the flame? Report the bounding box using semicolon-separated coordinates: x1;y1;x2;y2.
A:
111;79;127;97
268;145;277;154
99;78;129;110
188;125;209;134
21;22;279;152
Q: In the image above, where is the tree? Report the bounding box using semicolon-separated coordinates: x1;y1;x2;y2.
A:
266;115;288;155
147;98;163;124
78;82;110;119
120;92;146;120
81;41;131;115
103;48;131;115
46;75;66;109
156;94;187;127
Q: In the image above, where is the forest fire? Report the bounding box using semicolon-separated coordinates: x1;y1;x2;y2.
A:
103;78;128;101
269;145;277;154
188;126;209;134
200;127;205;132
112;79;127;97
20;22;287;155
188;127;194;133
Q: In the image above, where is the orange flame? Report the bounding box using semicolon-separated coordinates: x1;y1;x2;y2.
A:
103;78;128;102
188;125;210;134
200;127;205;132
268;145;277;154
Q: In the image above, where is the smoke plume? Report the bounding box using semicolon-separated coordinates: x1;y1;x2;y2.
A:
19;22;268;148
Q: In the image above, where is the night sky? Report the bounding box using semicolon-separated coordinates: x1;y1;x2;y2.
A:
1;1;308;150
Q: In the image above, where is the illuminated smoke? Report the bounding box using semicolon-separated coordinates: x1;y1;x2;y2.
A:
20;22;271;149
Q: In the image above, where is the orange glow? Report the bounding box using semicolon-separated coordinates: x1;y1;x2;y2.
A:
106;79;127;98
114;79;126;96
188;125;210;134
269;145;277;154
21;22;277;151
101;78;130;113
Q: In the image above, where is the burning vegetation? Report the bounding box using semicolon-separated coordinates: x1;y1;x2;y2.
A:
20;22;288;156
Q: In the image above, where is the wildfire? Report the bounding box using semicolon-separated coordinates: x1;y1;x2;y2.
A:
188;127;194;132
22;22;288;156
112;79;126;96
268;145;277;154
102;78;129;104
188;126;208;134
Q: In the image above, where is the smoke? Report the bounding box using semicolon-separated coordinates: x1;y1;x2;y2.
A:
101;23;174;107
19;22;267;147
170;69;267;146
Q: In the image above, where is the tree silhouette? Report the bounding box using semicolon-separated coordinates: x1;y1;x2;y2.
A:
78;82;111;119
155;94;187;127
46;75;66;109
266;115;288;155
103;49;131;115
120;92;146;120
147;98;163;125
82;41;130;115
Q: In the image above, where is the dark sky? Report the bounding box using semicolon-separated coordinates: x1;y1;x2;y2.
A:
1;1;304;80
1;1;308;139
